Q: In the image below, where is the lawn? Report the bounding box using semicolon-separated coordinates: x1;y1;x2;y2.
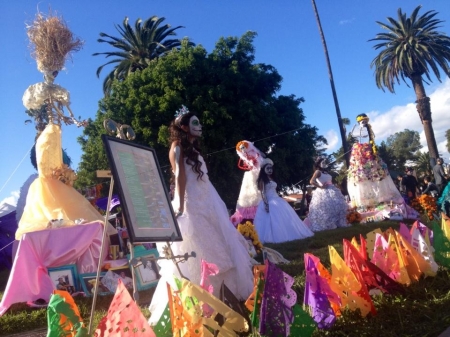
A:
1;218;450;337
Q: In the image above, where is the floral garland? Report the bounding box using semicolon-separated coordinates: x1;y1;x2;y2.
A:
346;207;362;224
347;143;388;182
237;221;263;254
411;194;438;221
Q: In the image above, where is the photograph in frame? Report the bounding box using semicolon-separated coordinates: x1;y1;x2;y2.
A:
79;272;111;296
128;247;161;291
102;135;182;243
48;264;79;294
101;266;134;293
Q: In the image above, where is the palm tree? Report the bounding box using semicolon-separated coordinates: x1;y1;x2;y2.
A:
311;0;349;168
369;5;450;165
94;16;194;95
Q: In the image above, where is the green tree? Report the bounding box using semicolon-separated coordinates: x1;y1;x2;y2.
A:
446;129;450;153
94;16;194;96
414;151;432;179
385;129;422;171
77;33;325;207
370;6;450;164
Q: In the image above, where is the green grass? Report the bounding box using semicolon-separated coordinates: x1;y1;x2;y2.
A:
1;218;450;336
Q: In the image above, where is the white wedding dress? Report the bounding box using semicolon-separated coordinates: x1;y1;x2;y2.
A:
253;181;314;244
148;154;253;325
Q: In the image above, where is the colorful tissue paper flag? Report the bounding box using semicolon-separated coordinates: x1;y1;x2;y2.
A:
371;233;402;283
328;246;372;317
173;279;249;336
200;259;219;294
47;290;87;337
410;227;438;276
303;254;337;328
215;282;252;336
167;283;204;336
200;259;219;317
259;260;297;336
246;265;266;330
399;222;412;243
344;241;402;294
152;305;172;337
410;221;433;247
386;231;411;285
289;304;317;337
304;253;341;317
365;228;383;260
442;214;450;240
411;229;439;273
350;235;368;261
95;279;156;337
343;240;376;316
433;220;450;268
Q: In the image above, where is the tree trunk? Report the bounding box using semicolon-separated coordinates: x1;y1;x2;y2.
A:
411;74;439;164
311;0;349;168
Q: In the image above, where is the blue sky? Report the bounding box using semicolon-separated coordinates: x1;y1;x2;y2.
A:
1;0;450;205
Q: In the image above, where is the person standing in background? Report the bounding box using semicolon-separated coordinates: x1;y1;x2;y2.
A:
433;158;448;196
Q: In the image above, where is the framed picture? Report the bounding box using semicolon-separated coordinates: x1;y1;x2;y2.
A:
128;247;161;291
48;264;79;294
101;266;134;293
102;134;182;243
79;272;111;296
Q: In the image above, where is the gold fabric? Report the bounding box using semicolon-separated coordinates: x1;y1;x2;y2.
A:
16;124;104;239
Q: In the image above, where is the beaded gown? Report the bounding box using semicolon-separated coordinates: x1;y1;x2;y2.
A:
308;171;349;231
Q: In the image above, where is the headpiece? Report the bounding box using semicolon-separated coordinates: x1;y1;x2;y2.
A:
236;140;264;170
262;157;273;167
174;105;190;125
356;113;369;123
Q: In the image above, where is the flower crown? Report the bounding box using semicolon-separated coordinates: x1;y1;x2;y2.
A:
174;105;190;123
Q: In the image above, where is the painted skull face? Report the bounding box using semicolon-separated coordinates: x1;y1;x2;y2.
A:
189;116;202;137
358;118;369;127
320;159;328;169
264;164;273;175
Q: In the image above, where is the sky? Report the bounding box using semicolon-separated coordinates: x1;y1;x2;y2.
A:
1;0;450;206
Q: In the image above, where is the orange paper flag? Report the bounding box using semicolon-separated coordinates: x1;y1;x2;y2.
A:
328;246;372;317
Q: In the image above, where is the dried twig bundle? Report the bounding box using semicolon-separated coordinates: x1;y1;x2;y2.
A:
26;11;84;73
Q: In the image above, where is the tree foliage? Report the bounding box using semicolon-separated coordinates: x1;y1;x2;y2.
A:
446;129;450;153
93;16;193;96
383;129;422;171
77;32;325;207
370;5;450;161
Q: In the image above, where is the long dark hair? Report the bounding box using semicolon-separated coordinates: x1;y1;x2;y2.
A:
169;111;204;180
314;157;328;173
257;163;274;191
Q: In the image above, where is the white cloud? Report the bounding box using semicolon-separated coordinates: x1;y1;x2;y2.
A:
367;79;450;159
339;18;355;25
0;190;19;207
323;129;339;151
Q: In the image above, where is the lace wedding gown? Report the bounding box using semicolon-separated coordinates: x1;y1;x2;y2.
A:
149;154;253;325
253;181;314;243
307;171;349;231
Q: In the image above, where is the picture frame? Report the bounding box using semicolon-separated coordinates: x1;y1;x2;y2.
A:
101;266;134;293
48;264;79;294
79;272;111;296
102;134;182;243
128;247;161;291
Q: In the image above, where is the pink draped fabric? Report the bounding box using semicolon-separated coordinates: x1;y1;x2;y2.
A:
0;222;107;316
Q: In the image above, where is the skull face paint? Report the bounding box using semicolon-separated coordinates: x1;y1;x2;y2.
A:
264;164;273;176
189;116;202;137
